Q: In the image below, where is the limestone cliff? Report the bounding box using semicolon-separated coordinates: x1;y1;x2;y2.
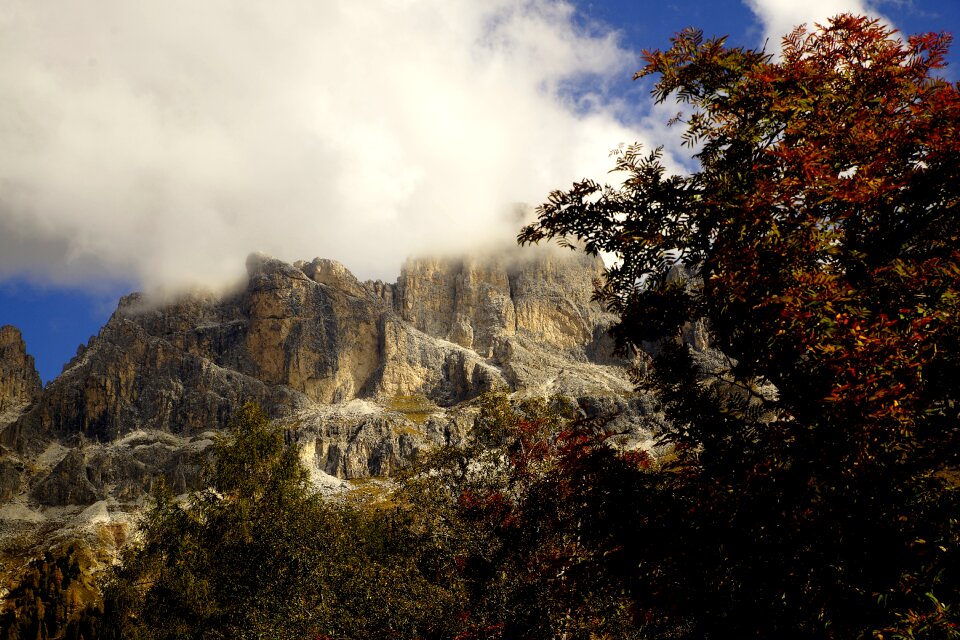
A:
0;246;658;570
397;250;606;355
0;326;41;413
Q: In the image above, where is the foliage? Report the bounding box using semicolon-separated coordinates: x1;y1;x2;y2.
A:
521;14;960;638
398;392;654;639
0;545;102;640
94;394;671;639
93;397;654;639
96;403;459;640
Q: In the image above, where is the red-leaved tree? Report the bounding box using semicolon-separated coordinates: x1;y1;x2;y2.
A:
521;15;960;638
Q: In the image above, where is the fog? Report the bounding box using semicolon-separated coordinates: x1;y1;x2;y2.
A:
0;0;667;290
0;0;893;292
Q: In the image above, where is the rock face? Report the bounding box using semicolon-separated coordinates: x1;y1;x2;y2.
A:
397;250;605;355
0;246;658;561
0;326;42;413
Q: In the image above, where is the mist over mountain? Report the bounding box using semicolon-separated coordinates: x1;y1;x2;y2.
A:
0;0;666;292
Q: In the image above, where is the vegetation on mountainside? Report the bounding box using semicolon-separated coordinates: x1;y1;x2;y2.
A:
5;13;959;640
395;392;649;639
92;403;459;640
521;13;960;638
73;396;649;639
0;545;101;640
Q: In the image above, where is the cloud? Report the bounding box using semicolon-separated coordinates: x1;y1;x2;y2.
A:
0;0;653;289
743;0;892;49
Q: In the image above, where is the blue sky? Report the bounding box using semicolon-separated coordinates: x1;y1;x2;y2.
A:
1;0;958;384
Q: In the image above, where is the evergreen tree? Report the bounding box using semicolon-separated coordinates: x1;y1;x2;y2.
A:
99;403;459;640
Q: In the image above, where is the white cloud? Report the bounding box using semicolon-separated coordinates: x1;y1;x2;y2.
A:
743;0;891;50
0;0;653;290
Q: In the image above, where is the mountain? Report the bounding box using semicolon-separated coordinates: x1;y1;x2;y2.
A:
0;244;664;596
0;326;42;419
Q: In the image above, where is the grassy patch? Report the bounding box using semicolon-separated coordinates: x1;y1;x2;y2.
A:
346;478;396;508
392;423;422;438
386;394;436;425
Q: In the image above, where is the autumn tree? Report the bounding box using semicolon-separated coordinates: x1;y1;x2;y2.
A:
521;15;960;638
397;392;650;639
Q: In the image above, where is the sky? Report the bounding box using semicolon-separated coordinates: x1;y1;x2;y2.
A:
1;0;957;384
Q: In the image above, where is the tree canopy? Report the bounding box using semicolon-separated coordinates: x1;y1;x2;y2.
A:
521;14;960;638
96;403;461;640
90;397;646;639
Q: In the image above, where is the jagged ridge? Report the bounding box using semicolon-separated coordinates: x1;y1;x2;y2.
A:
0;246;662;585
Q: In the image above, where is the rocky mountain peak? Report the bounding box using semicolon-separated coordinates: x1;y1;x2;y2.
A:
0;325;42;413
397;247;606;355
0;247;659;567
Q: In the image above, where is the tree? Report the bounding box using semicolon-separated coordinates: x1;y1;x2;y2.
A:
93;397;656;640
397;392;651;639
0;545;102;640
100;403;330;639
99;403;460;640
521;15;960;638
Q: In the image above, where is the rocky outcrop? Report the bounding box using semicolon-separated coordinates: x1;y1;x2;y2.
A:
376;317;506;403
245;254;386;403
0;326;42;412
0;458;24;502
510;251;607;349
5;246;629;448
30;431;207;506
8;318;307;447
397;256;515;356
0;245;672;603
396;250;608;355
0;245;659;544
